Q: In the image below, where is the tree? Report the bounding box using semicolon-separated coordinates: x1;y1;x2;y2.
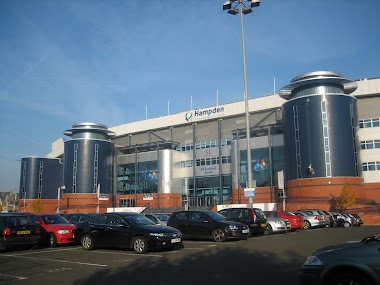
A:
31;199;42;213
337;182;355;211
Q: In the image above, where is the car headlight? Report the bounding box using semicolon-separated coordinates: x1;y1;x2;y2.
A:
229;225;239;230
274;220;283;224
150;233;165;237
303;256;324;266
57;230;71;234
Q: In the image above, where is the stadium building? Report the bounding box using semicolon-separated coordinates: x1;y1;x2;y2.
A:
19;71;380;214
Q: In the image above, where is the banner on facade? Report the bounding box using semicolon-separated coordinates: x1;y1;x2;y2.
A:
143;193;154;201
278;170;284;190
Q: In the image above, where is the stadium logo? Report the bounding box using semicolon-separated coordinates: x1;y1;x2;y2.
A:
185;107;225;122
185;112;193;122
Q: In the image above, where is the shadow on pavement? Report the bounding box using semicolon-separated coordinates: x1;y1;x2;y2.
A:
73;246;304;285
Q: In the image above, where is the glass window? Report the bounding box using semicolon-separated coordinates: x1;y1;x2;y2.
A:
368;162;376;171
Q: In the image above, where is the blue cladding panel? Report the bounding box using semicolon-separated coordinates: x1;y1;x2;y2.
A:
64;140;114;194
19;157;63;199
282;94;358;181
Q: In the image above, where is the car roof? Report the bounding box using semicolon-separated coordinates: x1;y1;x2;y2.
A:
106;212;141;216
173;210;214;214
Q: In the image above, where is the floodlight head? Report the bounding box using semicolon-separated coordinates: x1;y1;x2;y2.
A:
223;1;232;10
251;0;260;7
242;7;253;14
228;8;239;15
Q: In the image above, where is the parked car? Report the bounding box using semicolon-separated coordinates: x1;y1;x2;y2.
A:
318;210;337;227
142;213;170;226
351;213;364;226
264;210;304;231
167;210;250;242
0;213;42;252
217;207;267;236
293;211;323;229
264;216;291;235
297;209;330;228
75;212;182;254
299;234;380;285
338;213;356;228
26;214;77;247
61;213;99;224
330;212;347;227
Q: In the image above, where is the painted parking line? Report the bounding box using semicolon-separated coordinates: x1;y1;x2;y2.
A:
10;246;82;256
0;254;107;267
81;250;164;258
0;273;27;280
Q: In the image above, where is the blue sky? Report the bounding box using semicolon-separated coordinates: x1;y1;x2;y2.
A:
0;0;379;193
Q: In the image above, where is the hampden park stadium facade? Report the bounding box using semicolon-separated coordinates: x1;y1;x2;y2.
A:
19;71;380;219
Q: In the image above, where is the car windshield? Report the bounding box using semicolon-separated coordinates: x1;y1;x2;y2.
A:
154;214;169;221
123;215;156;226
205;211;226;221
42;215;70;224
283;211;295;216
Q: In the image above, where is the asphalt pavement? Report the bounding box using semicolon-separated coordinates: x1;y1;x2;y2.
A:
0;225;379;285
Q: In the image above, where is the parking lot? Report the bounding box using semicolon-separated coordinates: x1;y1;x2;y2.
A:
0;225;379;285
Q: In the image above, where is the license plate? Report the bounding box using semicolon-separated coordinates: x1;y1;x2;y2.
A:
171;238;181;243
17;230;31;235
242;229;249;234
261;224;267;228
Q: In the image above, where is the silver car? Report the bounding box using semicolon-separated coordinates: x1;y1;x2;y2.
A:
142;213;170;226
264;217;291;235
297;209;330;228
294;211;323;229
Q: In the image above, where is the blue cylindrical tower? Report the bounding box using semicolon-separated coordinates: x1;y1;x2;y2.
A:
19;157;63;199
279;71;359;181
63;122;116;194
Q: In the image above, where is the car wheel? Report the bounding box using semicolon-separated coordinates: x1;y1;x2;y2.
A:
211;228;226;242
327;270;372;285
49;233;58;247
344;221;350;228
132;236;149;254
264;224;273;235
303;221;311;230
81;234;95;250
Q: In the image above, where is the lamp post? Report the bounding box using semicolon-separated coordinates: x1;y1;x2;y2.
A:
223;0;260;205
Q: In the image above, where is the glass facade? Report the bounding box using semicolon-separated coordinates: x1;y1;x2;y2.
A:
117;160;159;195
240;146;285;187
181;175;232;207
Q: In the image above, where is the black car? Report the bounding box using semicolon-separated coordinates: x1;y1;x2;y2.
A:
167;210;250;242
299;235;380;285
74;212;182;254
351;213;364;226
0;213;42;252
217;207;267;236
61;213;99;224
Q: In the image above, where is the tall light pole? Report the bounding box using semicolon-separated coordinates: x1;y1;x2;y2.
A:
223;0;260;205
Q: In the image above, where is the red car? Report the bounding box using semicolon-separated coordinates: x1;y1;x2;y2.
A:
26;214;77;247
264;210;304;231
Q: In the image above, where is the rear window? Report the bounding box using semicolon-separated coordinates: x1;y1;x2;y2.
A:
282;211;295;216
253;209;265;218
5;216;31;226
173;212;188;221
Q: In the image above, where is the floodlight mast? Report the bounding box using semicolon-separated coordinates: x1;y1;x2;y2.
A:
222;0;260;206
